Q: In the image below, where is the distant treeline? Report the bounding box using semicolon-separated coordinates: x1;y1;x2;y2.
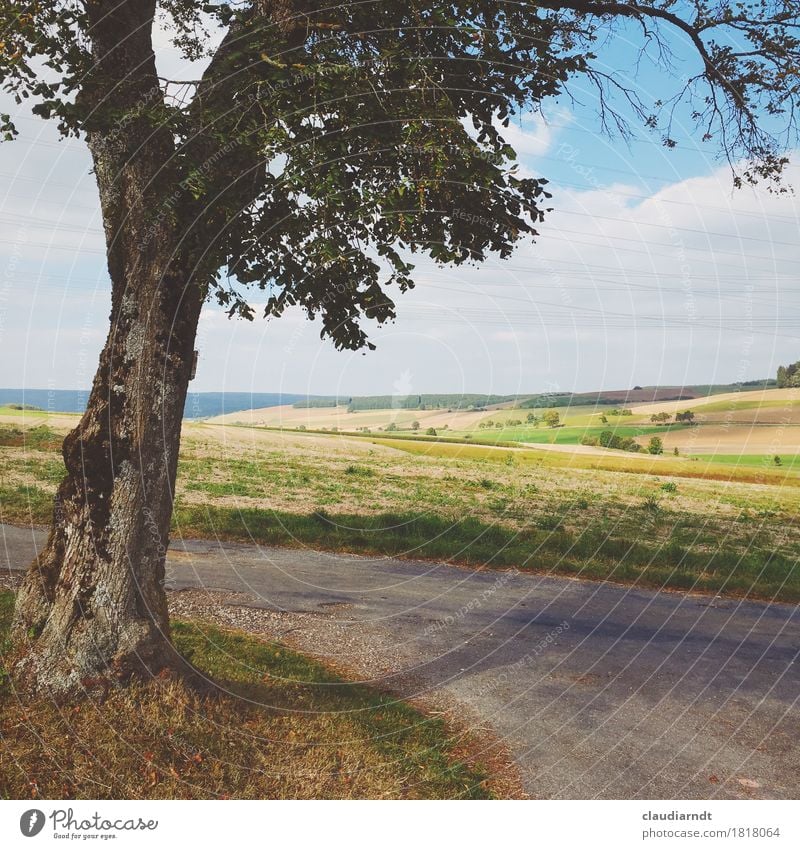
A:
295;380;777;412
294;394;524;411
518;381;776;409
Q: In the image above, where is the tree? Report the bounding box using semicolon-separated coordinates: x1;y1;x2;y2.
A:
543;410;561;428
777;362;800;387
426;427;437;436
411;420;420;431
676;410;696;423
599;430;619;449
648;437;664;455
526;412;537;424
4;1;800;696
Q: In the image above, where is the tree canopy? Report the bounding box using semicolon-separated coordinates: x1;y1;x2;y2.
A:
2;0;799;350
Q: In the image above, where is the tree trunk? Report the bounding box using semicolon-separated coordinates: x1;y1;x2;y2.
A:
11;251;204;696
10;0;210;696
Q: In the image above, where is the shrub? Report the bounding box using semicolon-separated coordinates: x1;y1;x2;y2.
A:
641;494;661;512
648;436;664;455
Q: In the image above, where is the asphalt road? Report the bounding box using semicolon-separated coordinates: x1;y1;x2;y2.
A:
3;523;798;799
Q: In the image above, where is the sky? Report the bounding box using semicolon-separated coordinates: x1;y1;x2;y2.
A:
1;13;798;398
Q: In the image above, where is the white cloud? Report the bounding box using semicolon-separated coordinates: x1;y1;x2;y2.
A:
3;65;798;395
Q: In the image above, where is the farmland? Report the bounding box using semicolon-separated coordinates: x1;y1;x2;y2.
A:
209;387;800;456
2;387;799;602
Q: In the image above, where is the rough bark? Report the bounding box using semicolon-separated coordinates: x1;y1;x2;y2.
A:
11;263;203;697
11;0;206;697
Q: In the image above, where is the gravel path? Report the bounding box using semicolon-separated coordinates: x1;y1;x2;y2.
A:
3;523;798;800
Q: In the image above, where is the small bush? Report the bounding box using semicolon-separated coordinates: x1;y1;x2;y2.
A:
641;494;661;512
345;465;373;477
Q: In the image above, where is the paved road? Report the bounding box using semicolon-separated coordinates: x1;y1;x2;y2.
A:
3;523;798;799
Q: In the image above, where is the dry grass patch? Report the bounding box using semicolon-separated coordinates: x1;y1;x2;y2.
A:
0;592;490;800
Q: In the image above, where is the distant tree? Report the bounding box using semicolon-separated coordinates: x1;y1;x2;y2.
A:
675;410;696;423
599;430;620;449
411;420;420;431
648;437;664;455
673;447;680;456
386;422;398;432
426;427;437;436
600;414;608;424
526;412;537;424
650;412;672;423
774;454;783;466
777;362;800;387
543;410;561;428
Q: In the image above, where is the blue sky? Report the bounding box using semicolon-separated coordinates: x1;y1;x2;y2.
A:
1;14;798;397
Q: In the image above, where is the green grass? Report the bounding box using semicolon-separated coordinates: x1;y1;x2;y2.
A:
689;397;798;413
465;423;682;445
0;591;492;799
691;454;800;469
3;421;800;604
170;503;800;603
0;424;63;450
368;435;800;486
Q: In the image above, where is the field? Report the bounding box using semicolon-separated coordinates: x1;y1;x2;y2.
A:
2;387;799;602
208;388;800;457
